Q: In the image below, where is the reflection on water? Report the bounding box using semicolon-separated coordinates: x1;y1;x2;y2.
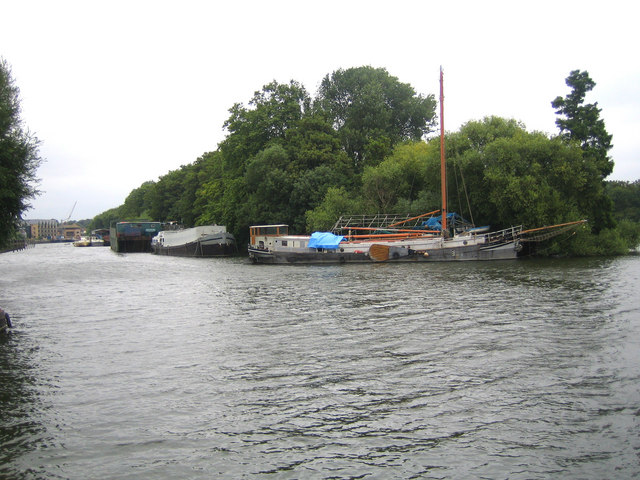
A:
1;244;640;478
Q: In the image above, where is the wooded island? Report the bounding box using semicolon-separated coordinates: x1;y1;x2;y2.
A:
57;67;640;255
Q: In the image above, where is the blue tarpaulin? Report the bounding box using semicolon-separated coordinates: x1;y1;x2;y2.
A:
424;217;442;231
307;232;345;249
423;213;470;231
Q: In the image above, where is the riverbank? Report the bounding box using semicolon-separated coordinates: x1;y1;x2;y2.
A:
0;239;36;254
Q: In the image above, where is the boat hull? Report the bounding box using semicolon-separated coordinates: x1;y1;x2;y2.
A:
110;222;162;253
111;236;154;253
153;237;236;257
151;226;236;257
249;240;520;264
248;248;371;264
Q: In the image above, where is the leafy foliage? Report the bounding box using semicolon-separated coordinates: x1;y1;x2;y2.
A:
606;180;640;222
0;58;42;248
316;66;437;170
552;70;615;232
552;70;613;177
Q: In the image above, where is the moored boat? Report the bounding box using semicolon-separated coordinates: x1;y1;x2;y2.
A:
93;228;111;246
73;236;105;247
248;216;524;264
151;225;236;257
110;221;162;253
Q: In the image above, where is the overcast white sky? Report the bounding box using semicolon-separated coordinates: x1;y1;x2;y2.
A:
3;0;638;221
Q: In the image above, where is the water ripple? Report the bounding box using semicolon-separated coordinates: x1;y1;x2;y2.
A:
1;245;640;478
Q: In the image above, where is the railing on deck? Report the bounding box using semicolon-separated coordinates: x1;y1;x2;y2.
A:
331;213;438;233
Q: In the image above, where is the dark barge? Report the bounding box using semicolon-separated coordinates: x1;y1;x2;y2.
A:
110;222;162;253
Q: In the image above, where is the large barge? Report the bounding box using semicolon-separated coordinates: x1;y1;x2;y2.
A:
151;225;236;257
248;219;523;264
110;222;162;253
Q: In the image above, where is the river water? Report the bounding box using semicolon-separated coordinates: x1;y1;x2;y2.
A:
1;243;639;479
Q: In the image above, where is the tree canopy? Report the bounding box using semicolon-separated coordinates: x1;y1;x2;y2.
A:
0;58;42;248
91;67;639;255
552;70;613;177
316;66;437;170
552;69;615;231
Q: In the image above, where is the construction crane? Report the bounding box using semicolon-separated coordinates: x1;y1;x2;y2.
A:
63;201;77;223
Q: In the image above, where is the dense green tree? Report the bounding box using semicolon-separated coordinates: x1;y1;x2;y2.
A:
220;80;310;176
306;186;364;232
193;81;312;240
552;70;614;231
283;115;348;171
244;144;293;222
361;142;430;211
606;180;640;222
601;180;640;252
0;58;42;248
214;177;251;246
284;114;354;231
90;206;124;230
552;70;613;177
288;165;350;232
120;181;155;219
479;133;583;228
169;163;202;226
194;152;227;226
316;66;437;170
440;117;611;233
146;168;185;222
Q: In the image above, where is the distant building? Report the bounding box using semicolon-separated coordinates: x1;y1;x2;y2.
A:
59;223;83;240
23;219;85;241
26;219;60;240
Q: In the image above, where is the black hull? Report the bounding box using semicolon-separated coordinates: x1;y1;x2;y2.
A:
153;240;235;257
111;237;153;253
249;248;370;264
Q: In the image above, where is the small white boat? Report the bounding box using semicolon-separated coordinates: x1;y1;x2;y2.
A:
73;236;105;247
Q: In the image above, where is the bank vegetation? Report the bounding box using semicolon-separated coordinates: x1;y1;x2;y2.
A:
89;67;640;256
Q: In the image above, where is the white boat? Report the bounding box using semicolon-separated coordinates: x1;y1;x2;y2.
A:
73;236;105;247
151;225;235;257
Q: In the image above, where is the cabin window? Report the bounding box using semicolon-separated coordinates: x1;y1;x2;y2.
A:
281;240;288;246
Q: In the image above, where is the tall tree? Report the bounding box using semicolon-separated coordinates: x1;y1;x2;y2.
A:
552;70;613;177
0;58;42;248
220;80;310;176
316;66;437;170
552;70;615;230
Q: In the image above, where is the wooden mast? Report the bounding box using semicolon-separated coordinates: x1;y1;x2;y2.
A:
440;66;447;235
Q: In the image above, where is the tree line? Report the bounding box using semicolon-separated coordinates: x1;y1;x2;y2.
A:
88;66;639;255
3;59;637;254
